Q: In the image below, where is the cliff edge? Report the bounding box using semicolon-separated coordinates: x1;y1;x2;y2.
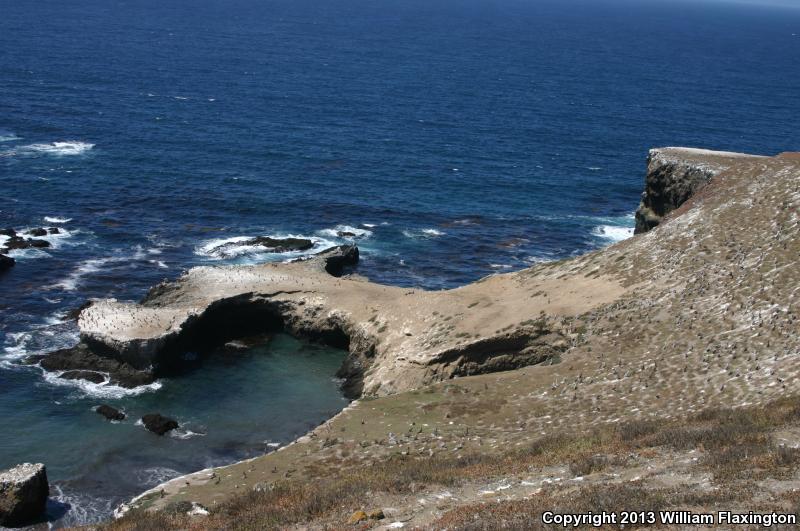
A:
633;147;765;233
48;148;800;528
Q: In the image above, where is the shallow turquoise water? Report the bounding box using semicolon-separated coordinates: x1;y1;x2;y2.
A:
0;334;348;526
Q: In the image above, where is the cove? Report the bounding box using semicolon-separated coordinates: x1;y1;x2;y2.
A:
0;334;349;527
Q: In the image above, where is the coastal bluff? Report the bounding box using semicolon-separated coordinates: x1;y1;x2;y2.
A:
37;148;798;405
107;147;800;526
634;147;765;233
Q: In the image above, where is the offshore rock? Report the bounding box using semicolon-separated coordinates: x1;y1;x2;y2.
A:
96;405;126;421
0;254;14;273
0;463;49;528
633;147;764;233
2;237;50;251
28;343;155;388
141;414;179;436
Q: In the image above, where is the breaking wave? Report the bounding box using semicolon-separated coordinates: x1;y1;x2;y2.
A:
591;213;636;243
195;234;335;261
317;224;373;239
403;228;445;239
51;246;148;291
41;370;163;398
19;141;95;156
44;216;73;223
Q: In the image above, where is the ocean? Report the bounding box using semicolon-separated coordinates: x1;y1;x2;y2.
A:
1;0;798;525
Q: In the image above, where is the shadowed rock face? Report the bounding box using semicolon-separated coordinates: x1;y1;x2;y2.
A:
0;463;49;528
633;148;764;234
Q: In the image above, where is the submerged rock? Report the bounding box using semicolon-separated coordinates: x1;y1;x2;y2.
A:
96;405;126;421
0;463;49;528
141;414;179;435
0;254;14;273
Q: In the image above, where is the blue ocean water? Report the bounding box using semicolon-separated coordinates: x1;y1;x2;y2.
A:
1;0;798;525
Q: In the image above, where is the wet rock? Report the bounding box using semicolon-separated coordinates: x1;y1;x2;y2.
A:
0;463;49;528
26;228;48;237
0;254;14;273
141;413;179;435
3;237;50;251
32;343;155;389
337;231;357;237
60;370;106;384
347;510;368;524
317;245;359;277
47;227;61;235
247;236;314;252
96;405;126;421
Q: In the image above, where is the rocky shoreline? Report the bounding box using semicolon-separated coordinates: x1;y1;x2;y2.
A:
15;147;800;526
0;226;69;274
27;148;763;400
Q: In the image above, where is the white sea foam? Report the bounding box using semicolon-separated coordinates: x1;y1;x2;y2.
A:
133;467;183;487
196;234;335;261
52;257;114;291
317;224;373;239
2;226;79;260
51;485;120;526
41;370;163;398
403;228;445;239
0;133;20;142
196;236;254;259
171;428;206;440
17;141;95;156
4;246;51;259
44;216;72;223
52;247;146;291
592;225;634;242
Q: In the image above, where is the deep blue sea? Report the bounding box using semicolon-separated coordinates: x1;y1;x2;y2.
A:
1;0;798;526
